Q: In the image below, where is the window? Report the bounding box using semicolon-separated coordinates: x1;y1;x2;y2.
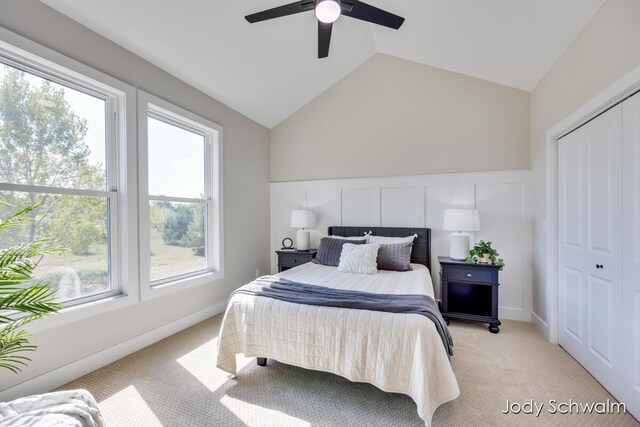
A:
0;30;223;325
0;44;128;308
139;91;222;293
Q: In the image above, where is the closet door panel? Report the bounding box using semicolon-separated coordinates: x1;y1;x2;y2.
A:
583;106;623;385
562;266;583;342
559;136;583;251
622;91;640;419
558;104;623;393
558;129;587;361
587;129;617;255
587;275;614;366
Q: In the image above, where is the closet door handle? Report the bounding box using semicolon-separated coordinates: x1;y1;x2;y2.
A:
596;264;603;269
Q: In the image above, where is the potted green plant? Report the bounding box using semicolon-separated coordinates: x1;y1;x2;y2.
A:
465;240;505;270
0;204;63;373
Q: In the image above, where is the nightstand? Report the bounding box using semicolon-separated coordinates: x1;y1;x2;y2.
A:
438;256;501;333
276;249;318;272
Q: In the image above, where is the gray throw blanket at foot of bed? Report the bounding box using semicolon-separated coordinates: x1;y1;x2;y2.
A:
233;276;454;357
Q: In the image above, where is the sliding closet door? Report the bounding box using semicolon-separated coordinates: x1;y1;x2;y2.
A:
558;104;623;394
622;92;640;418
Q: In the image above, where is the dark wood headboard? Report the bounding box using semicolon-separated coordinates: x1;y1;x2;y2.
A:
327;226;432;271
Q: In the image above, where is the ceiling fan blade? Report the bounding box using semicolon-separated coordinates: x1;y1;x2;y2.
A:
245;1;314;23
318;21;333;58
341;1;405;30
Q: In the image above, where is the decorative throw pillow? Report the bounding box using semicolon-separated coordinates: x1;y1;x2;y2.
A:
337;243;380;274
313;237;367;267
377;242;413;271
368;234;417;244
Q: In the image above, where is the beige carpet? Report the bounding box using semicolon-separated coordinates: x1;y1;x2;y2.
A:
58;315;638;426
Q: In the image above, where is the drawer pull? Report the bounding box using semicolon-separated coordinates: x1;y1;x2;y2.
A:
466;273;472;278
293;259;297;263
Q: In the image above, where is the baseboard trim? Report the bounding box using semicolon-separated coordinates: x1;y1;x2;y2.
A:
532;311;550;341
498;306;531;322
0;301;227;402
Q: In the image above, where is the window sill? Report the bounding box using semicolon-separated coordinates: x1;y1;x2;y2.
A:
141;270;225;301
25;291;138;334
21;269;224;333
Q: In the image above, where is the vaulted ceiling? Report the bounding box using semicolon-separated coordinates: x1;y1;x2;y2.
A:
41;0;605;128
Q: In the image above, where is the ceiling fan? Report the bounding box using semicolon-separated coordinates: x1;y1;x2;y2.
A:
245;0;405;58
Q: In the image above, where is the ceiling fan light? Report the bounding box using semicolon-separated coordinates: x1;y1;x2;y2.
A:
315;0;341;23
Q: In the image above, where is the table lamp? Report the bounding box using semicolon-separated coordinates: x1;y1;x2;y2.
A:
443;208;480;260
290;209;316;251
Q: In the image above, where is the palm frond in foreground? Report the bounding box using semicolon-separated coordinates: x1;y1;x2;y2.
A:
0;203;63;373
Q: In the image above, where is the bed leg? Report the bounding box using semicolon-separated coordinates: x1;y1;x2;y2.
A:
257;357;267;366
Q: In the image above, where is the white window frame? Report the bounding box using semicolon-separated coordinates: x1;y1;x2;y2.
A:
138;90;224;300
0;28;138;331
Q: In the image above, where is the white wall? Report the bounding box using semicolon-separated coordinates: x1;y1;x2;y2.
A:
0;0;270;394
530;0;640;337
271;54;530;182
271;170;533;322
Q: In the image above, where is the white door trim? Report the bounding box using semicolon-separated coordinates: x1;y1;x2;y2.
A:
545;64;640;344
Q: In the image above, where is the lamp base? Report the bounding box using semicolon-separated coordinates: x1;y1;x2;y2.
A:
450;233;470;260
296;229;310;251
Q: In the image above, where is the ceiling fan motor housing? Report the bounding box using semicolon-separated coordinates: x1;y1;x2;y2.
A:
315;0;342;24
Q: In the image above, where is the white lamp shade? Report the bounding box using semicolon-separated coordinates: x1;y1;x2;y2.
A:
443;209;480;232
290;210;316;228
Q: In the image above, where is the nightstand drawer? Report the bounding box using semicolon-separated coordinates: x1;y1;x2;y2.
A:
279;253;313;267
446;267;493;284
276;249;317;273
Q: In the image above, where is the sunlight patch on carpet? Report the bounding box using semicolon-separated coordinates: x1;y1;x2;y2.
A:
101;385;162;426
175;336;253;392
220;395;311;426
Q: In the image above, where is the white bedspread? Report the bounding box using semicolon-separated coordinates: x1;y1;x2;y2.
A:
0;389;104;427
216;262;460;426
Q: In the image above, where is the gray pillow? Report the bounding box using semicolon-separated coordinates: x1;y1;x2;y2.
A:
376;242;413;271
313;237;367;267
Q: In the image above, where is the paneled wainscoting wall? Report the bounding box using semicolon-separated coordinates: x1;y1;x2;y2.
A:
271;170;533;322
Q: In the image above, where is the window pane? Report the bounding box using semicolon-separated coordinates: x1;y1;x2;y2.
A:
0;62;107;190
0;192;111;302
148;117;205;199
149;201;206;282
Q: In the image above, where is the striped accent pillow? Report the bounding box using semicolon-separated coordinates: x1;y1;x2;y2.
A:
313;237;367;267
376;242;413;271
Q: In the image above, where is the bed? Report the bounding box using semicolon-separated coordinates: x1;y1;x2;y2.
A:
216;227;460;426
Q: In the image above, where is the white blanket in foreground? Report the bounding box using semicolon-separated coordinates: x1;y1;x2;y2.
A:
0;389;105;427
217;262;460;426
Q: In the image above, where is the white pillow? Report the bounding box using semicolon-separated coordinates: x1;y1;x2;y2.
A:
368;234;417;244
337;243;380;274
